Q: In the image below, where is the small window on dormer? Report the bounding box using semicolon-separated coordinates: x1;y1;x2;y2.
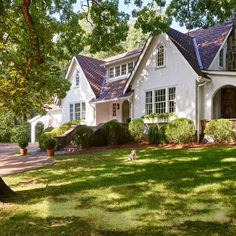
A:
128;62;134;73
115;66;121;77
109;67;114;78
75;70;80;86
121;64;127;75
219;48;224;68
156;45;165;68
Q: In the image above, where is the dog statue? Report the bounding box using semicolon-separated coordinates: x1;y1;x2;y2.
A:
128;150;136;161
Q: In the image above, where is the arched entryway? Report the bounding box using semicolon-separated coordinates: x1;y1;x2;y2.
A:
213;85;236;119
122;100;130;123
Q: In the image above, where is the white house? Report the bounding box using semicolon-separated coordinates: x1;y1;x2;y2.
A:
29;18;236;143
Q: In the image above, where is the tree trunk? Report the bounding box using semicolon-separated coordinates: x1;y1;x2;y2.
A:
0;177;15;202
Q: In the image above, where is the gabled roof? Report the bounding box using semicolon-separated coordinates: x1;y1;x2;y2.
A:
167;28;204;76
76;55;106;97
96;78;131;102
188;20;233;69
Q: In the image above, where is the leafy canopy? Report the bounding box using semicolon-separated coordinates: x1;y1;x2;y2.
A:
1;0;236;116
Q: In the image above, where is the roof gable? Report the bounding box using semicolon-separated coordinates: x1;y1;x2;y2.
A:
76;55;106;97
188;21;233;69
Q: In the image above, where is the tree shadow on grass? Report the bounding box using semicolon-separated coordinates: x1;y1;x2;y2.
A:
3;146;236;235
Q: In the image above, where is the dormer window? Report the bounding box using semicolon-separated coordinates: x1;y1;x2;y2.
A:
121;64;127;75
115;66;121;77
75;70;80;86
128;62;134;73
156;44;165;68
219;48;224;68
109;67;114;78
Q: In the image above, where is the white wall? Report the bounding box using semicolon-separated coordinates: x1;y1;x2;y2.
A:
201;74;236;120
131;34;198;124
61;58;96;126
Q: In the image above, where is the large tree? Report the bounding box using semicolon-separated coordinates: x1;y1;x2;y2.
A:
1;0;236;201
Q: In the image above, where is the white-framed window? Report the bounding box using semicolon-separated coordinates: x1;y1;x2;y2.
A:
121;64;127;75
115;66;121;77
109;67;114;78
112;103;117;116
75;70;80;86
145;87;176;115
155;89;166;114
219;48;224;68
128;62;134;73
156;44;165;68
145;91;153;115
69;102;86;120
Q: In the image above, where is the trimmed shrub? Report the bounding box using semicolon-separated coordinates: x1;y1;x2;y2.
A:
165;118;195;144
73;126;94;148
11;123;30;148
102;119;123;145
204;119;233;142
148;124;159;144
39;133;56;150
47;121;79;137
128;118;144;142
0;126;12;142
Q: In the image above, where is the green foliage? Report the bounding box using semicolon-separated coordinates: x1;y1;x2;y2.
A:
35;123;44;141
147;124;159;144
204;119;233;143
159;125;167;144
11;123;30;148
101;120;123;145
0;126;12;143
47;121;79;137
73;126;94;148
142;112;176;121
165;118;195;144
39;133;56;150
128;118;144;142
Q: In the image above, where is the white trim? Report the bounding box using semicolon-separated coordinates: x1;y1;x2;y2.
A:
202;70;236;76
65;57;77;80
208;28;232;69
92;94;133;104
28;115;41;123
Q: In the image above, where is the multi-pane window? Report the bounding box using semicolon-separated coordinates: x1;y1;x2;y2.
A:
112;103;117;116
75;70;80;86
145;87;176;115
145;91;153;115
219;48;224;67
69;102;86;120
128;62;134;73
155;89;166;114
121;64;127;75
109;61;135;78
109;67;114;78
156;45;165;68
115;66;121;77
168;87;176;113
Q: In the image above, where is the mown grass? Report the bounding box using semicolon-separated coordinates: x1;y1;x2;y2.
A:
0;146;236;235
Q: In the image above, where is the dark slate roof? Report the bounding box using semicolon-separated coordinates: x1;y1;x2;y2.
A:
167;28;204;75
188;21;233;69
97;78;131;101
76;55;106;97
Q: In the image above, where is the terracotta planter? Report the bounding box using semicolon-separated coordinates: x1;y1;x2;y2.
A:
47;149;55;157
20;148;27;156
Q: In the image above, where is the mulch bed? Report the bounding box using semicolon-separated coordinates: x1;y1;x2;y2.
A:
64;141;236;155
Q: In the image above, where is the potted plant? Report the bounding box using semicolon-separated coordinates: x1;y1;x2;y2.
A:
42;135;56;157
11;124;29;156
18;138;29;155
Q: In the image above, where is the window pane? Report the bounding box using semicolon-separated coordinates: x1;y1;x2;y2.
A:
112;103;116;116
121;64;127;75
157;45;165;67
219;49;224;67
74;103;80;120
128;62;134;73
70;104;73;120
82;102;86;119
155;89;166;114
168;87;176;113
109;67;114;78
145;91;153;115
75;70;80;86
115;66;121;77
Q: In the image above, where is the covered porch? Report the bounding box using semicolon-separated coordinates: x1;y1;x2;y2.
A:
95;98;132;124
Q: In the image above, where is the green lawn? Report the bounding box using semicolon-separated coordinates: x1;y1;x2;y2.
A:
0;146;236;235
